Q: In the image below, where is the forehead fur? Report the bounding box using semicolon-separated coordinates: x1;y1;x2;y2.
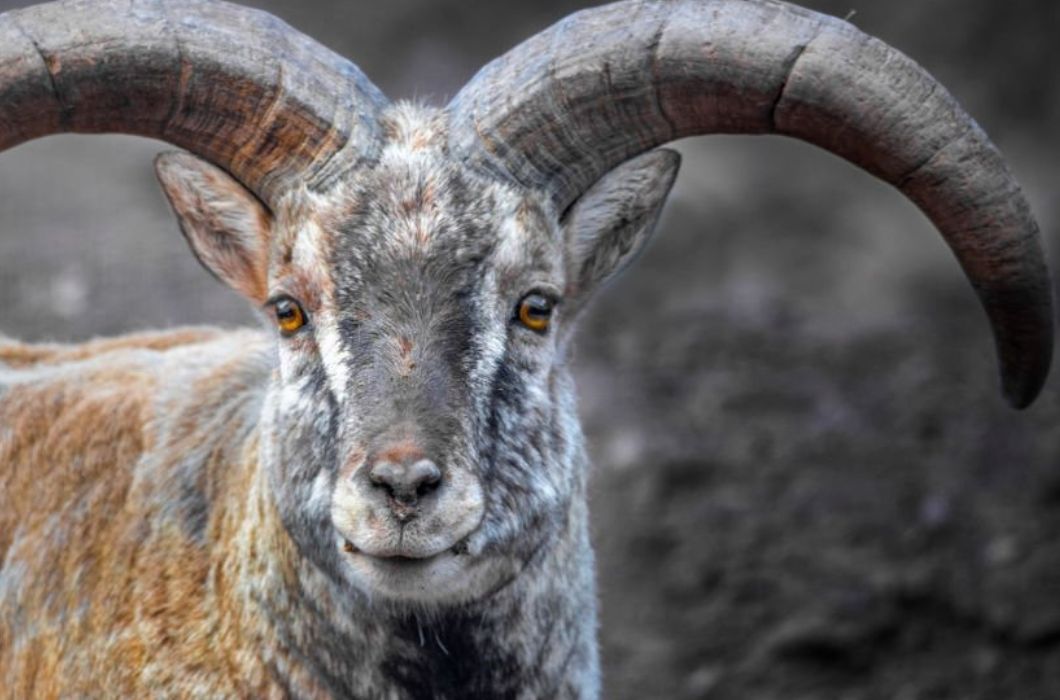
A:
269;102;561;298
261;103;567;403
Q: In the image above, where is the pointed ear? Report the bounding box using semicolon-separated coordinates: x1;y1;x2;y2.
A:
154;151;273;304
562;149;679;311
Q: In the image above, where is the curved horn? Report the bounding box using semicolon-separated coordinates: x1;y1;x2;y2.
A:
0;0;388;205
448;0;1053;408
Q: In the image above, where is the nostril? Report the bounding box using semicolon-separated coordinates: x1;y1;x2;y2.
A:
368;458;443;504
368;461;401;495
409;459;442;497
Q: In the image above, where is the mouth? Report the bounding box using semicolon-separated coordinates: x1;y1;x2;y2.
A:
340;537;470;562
337;535;477;602
335;534;516;604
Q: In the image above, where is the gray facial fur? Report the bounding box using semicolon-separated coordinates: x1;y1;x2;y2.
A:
152;102;678;696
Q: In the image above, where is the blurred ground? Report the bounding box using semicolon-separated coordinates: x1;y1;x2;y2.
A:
2;0;1059;698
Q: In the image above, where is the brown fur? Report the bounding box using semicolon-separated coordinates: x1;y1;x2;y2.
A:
0;328;315;696
0;327;223;368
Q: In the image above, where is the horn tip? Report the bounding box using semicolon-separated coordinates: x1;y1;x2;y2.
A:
1001;338;1053;410
1003;374;1047;410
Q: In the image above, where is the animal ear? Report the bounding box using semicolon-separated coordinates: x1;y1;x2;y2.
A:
154;151;273;304
562;148;679;310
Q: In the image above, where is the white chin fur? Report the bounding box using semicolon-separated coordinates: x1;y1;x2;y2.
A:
339;547;517;605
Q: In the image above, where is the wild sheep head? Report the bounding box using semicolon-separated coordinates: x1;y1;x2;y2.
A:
152;101;675;603
1;0;1052;604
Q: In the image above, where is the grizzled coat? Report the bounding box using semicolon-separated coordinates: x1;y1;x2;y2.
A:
0;0;1052;697
0;104;677;697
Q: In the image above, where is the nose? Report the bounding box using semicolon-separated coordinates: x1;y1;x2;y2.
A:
368;454;442;518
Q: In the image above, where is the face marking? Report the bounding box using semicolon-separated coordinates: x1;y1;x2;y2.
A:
314;310;351;401
395;336;415;378
291;218;329;274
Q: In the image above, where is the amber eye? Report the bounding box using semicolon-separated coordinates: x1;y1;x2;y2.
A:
273;297;307;336
516;293;554;333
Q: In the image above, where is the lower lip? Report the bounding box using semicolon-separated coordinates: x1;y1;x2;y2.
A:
341;539;464;564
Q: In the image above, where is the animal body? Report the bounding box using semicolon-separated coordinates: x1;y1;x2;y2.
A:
0;0;1053;697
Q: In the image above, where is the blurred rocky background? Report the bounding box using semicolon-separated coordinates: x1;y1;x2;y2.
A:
2;0;1059;697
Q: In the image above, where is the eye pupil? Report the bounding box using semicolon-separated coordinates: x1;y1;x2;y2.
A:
517;293;554;333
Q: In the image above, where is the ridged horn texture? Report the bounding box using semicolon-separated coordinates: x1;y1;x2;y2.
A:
0;0;388;205
448;0;1054;409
